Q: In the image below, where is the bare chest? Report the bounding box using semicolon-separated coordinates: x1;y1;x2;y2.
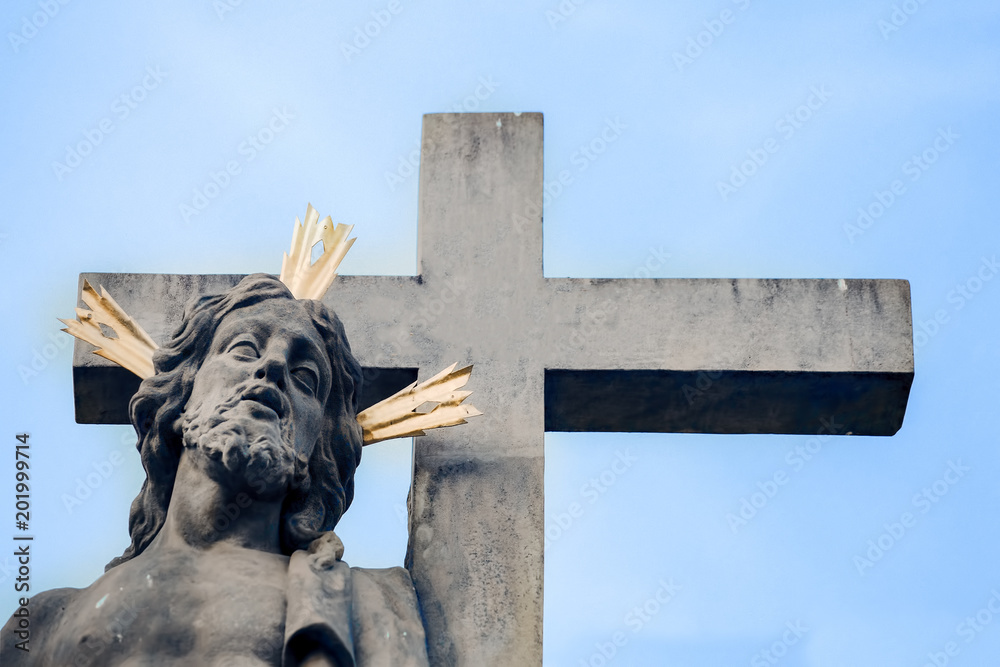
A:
44;548;290;667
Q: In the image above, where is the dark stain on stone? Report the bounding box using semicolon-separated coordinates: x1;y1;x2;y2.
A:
464;136;481;162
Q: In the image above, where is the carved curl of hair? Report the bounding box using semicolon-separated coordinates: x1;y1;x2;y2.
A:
106;274;364;570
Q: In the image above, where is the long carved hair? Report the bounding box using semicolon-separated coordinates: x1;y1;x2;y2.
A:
106;274;364;570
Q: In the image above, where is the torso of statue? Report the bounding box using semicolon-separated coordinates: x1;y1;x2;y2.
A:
39;540;290;667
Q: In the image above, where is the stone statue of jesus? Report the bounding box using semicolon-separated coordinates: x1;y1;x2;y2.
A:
2;274;429;667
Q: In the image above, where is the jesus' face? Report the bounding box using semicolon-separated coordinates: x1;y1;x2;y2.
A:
179;298;334;499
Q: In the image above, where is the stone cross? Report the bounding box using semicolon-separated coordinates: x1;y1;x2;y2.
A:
71;113;914;666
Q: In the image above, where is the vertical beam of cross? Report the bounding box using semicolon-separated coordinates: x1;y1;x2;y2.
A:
402;113;548;666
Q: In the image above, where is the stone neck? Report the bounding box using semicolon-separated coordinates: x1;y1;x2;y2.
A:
157;449;285;554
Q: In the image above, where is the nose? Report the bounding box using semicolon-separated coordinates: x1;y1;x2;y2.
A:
254;351;287;390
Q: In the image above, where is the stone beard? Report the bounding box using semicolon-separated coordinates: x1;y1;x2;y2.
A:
179;377;310;501
2;274;429;667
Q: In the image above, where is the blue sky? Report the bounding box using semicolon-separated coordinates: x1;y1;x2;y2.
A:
1;1;998;665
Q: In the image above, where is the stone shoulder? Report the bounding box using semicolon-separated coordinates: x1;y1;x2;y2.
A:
2;587;80;666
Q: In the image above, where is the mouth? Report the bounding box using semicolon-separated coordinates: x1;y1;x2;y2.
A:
241;386;285;419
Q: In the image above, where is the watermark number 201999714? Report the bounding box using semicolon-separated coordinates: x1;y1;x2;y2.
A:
9;433;32;653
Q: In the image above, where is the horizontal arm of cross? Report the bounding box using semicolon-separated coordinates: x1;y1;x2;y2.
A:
539;276;914;436
71;271;913;436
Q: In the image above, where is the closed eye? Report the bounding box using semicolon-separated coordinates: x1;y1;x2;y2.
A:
292;367;319;394
228;341;259;360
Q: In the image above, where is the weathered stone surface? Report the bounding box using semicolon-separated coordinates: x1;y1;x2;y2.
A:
351;568;430;667
406;455;543;664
